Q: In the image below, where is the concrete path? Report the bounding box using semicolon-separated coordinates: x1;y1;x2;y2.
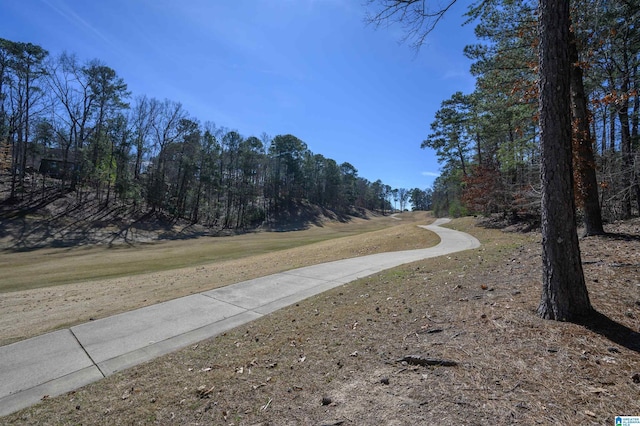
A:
0;218;480;417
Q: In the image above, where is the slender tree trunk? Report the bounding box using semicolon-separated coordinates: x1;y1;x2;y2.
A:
632;65;639;143
568;28;604;235
601;107;607;155
536;0;592;321
618;75;633;219
104;138;115;207
609;103;616;152
9;134;18;200
455;136;467;177
20;77;30;197
134;136;143;181
632;67;640;214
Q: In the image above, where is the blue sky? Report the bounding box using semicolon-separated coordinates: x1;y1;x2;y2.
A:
1;0;478;191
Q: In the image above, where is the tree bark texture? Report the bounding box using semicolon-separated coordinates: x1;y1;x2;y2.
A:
537;0;592;321
568;28;605;236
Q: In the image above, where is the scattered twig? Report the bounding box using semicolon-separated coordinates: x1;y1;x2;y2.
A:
196;385;215;398
261;398;272;411
506;382;521;393
397;355;457;367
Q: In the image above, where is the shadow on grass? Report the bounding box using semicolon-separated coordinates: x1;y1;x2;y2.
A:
267;204;367;232
578;310;640;354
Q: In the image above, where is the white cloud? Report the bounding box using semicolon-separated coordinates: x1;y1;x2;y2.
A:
421;171;440;177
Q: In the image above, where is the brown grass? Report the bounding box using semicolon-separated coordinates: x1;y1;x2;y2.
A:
4;217;640;425
0;211;437;346
0;212;426;292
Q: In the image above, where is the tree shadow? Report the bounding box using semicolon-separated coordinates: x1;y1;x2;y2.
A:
266;204;363;232
597;232;640;243
0;188;71;220
577;310;640;354
1;185;372;249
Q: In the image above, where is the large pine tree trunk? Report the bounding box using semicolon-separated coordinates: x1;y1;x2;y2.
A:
537;0;593;321
569;28;604;236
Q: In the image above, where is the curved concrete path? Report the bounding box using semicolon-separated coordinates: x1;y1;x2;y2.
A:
0;218;480;417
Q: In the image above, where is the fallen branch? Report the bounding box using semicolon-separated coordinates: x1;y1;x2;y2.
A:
397;355;458;367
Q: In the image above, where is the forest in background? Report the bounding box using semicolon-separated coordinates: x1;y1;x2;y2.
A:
0;39;433;230
3;0;639;229
425;0;640;221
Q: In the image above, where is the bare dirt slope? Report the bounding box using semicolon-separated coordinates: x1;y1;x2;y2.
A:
4;217;640;425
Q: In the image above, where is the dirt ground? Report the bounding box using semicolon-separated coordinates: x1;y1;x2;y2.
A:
3;216;640;425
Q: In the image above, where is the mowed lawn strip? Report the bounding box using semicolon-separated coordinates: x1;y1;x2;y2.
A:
0;213;428;293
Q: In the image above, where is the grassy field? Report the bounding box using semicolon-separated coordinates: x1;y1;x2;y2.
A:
0;211;439;345
0;212;428;293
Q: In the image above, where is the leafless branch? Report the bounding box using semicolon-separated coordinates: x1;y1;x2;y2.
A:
365;0;459;50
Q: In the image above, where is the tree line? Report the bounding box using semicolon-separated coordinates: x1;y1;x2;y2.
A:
0;38;434;228
415;0;639;226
